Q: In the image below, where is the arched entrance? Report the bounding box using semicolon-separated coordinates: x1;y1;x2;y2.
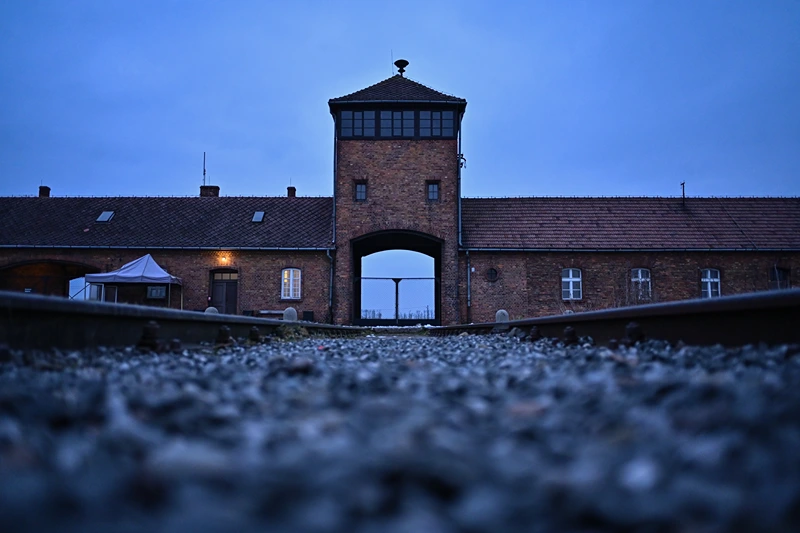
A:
351;230;442;326
0;260;100;297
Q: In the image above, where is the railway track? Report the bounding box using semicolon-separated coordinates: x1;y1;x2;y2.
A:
0;291;363;351
2;289;799;350
431;289;800;347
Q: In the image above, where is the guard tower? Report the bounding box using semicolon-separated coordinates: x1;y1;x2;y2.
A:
328;60;467;325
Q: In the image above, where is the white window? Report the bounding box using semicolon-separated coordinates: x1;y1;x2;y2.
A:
282;268;301;299
88;283;104;301
561;268;582;300
631;268;652;302
701;268;721;298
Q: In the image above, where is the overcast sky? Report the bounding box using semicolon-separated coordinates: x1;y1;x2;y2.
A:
4;1;799;316
1;0;798;200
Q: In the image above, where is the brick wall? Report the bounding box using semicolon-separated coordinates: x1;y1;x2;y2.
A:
333;139;461;324
0;249;332;320
461;251;800;322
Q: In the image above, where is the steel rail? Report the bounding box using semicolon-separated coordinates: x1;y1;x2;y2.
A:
429;289;800;347
0;291;364;350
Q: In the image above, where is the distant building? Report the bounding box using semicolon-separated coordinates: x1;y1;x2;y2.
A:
1;63;798;324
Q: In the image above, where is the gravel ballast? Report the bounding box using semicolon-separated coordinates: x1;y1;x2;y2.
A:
2;335;800;532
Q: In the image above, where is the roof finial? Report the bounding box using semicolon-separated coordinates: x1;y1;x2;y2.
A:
394;59;409;76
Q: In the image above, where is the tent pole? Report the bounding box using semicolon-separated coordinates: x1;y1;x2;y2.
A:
168;284;171;309
181;287;184;310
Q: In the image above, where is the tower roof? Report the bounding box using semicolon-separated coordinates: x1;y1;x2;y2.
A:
329;74;466;104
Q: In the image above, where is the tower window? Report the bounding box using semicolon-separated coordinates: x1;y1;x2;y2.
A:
355;181;367;202
380;110;414;137
420;110;454;137
340;111;375;137
426;181;440;201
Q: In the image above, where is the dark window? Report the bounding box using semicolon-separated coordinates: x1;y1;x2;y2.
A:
427;181;440;201
341;110;375;137
380;110;414;137
147;286;166;299
355;181;367;202
486;268;499;282
769;267;791;290
420;110;454;137
213;272;238;281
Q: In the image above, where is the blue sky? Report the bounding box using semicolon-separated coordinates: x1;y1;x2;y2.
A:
3;1;799;315
1;0;798;199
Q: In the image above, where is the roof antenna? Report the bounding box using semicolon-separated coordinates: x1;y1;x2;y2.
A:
203;152;207;186
391;50;394;76
681;181;686;207
394;59;409;77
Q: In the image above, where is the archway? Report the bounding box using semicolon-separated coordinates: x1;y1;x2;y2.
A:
0;260;100;297
351;230;442;326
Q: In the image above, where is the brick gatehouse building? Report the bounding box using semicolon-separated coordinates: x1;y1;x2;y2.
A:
1;63;799;325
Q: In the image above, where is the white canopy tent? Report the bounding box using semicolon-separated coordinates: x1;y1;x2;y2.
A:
85;254;183;308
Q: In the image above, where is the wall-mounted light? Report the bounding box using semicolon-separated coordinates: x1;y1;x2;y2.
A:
221;256;228;264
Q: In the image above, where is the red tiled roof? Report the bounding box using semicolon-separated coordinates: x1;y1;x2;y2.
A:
0;196;333;249
329;75;466;104
461;197;800;250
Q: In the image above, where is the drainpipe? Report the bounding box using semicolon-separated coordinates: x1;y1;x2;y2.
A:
466;250;472;323
326;249;334;324
457;111;463;247
329;111;338;324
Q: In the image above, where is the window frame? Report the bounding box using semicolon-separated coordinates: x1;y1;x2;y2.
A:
354;181;367;202
631;268;652;302
340;110;376;138
426;180;440;202
96;211;115;223
281;268;302;300
769;266;791;290
337;108;459;140
700;268;721;298
147;285;167;299
561;268;582;300
419;110;455;137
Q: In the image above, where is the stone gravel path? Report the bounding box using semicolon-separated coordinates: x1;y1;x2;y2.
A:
2;335;800;532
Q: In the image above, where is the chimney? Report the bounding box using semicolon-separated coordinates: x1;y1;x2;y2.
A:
287;186;296;198
39;185;51;198
200;185;220;197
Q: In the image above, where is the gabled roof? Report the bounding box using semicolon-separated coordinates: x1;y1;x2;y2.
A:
461;197;800;250
0;196;333;249
329;75;466;104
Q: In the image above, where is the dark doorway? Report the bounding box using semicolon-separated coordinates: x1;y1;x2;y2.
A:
351;230;442;326
210;270;238;314
0;260;99;297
